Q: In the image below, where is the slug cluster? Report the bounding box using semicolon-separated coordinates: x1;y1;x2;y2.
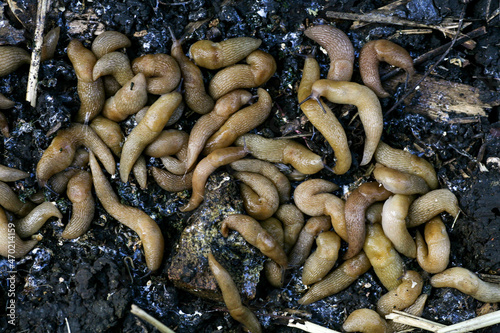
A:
0;24;498;333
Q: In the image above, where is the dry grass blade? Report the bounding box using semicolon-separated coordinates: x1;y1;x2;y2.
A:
386;310;446;331
287;319;342;333
437;310;500;333
130;304;175;333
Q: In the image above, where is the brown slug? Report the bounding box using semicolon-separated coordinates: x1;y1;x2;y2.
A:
62;170;94;239
67;39;98;82
91;31;131;59
90;116;125;157
381;194;416;258
406;189;459;228
132;53;181;95
261;217;285;288
0;94;15;109
343;309;389;333
0;180;35;217
93;51;134;86
0;207;39;258
132;155;148;189
40;27;61;62
377;270;423;316
287;216;331;268
14;202;62;238
151;166;193;192
0;46;31;77
274;204;304;254
46;149;89;194
101;73;148;122
373;163;430;195
234;171;280;220
415;216;450;274
0;164;29;182
302;230;341;285
143;129;189;158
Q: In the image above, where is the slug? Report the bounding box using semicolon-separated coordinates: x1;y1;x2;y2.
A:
169;28;215;114
207;252;262;333
132;53;181;95
160;142;189;175
0;164;29;182
234;171;280;220
186;89;252;170
298;55;351;174
220;214;288;268
40;27;60;62
90;116;125;157
62;170;94;239
93;51;134;86
0;46;31;77
230;159;290;204
363;223;405;291
298;251;371;305
89;152;164;271
430;267;500;303
406;189;459;228
293;178;347;240
389;293;428;332
14;202;62;238
234;134;324;175
190;37;262;70
180;146;248;212
208;50;277;100
119;91;182;183
91;31;131;59
0;207;38;258
287;216;331;268
67;39;98;83
36;123;116;187
261;217;285;287
101;73;149;122
203;88;273;155
302;230;341;285
344;182;392;259
103;75;122;96
274;204;304;254
0;112;8;137
343;309;389;333
381;194;416;258
303;79;383;166
132;155;148;189
151;166;193;192
377;270;423;316
46;149;89;194
373;163;430;195
144;130;189;158
0;94;15;109
366;202;384;224
359;39;415;98
415;217;450;274
0;181;35;217
374;141;438;190
303;25;355;81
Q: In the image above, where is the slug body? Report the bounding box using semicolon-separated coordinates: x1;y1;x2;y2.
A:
90;116;125;156
344;182;392;259
207;252;262;333
62;170;95;239
0;165;29;182
15;202;62;238
343;309;389;333
91;31;131;59
288;216;331;267
221;214;288;268
144;129;189;158
151;167;193;192
302;231;341;285
415;217;450;273
274;204;304;254
0;46;31;77
381;194;416;258
101;73;148;122
93;51;134;86
190;37;262;70
0;94;15;109
89;152;164;271
132;53;181;94
0;207;38;259
40;27;60;62
208;50;277;100
234;171;280;220
180;146;248;212
0;181;35;217
377;270;423;316
298;55;351;174
261;217;285;287
359;39;415;98
373;163;429;195
309;79;383;165
407;189;459;228
304;25;354;81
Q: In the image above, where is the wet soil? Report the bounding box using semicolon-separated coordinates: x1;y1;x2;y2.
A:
0;0;499;332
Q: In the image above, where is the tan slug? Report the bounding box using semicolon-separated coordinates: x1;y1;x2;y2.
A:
160;143;190;175
0;94;15;109
132;53;181;94
359;39;415;98
190;37;262;70
220;214;288;268
207;252;262;333
186;89;252;170
36;123;116;187
303;79;383;166
234;133;324;175
298;251;371;305
62;170;94;239
0;112;9;137
373;163;430;195
136;100;185;128
40;27;60;62
366;202;384;224
132;155;148;189
363;223;405;291
151;166;193;192
302;231;341;285
298;55;351;174
91;31;131;59
208;50;277;100
67;39;98;83
375;141;438;189
119;91;182;183
203;88;273;155
0;164;29;182
234;171;280;220
230;159;290;204
0;207;38;259
389;293;428;332
287;216;331;267
101;73;149;122
293;178;347;240
303;25;355;81
0;46;31;77
381;194;416;258
430;267;500;303
344;182;392;260
343;309;389;333
0;180;35;216
180;146;248;212
46;149;89;194
261;217;285;287
170;29;215;114
89;152;164;271
406;189;459;228
377;270;423;316
90;116;125;157
14;202;62;238
274;204;304;254
93;51;134;86
415;217;450;274
144;130;189;158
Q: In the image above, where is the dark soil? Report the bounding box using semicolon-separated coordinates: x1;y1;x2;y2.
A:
0;0;499;332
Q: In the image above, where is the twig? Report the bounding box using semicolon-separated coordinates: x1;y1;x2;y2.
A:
386;310;446;331
130;304;175;333
287;319;342;333
437;310;500;333
26;0;52;107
